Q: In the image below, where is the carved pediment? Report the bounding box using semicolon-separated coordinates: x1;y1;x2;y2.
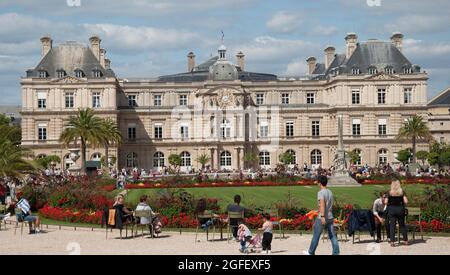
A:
197;86;246;109
364;73;400;80
52;76;86;84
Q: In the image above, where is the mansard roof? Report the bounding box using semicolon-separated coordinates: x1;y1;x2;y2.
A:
27;41;115;78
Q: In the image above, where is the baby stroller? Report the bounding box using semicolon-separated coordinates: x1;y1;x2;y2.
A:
243;232;263;253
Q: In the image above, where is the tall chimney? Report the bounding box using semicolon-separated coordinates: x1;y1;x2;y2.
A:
236;51;245;71
391;32;404;52
89;35;101;61
187;52;195;72
105;59;111;70
100;48;106;68
324;46;336;69
345;32;358;58
306;56;317;75
40;36;52;57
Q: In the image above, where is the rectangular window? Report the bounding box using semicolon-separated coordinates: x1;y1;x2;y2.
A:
352;90;360;105
92;92;101;108
404;88;412;104
286;121;294;137
180;125;189;139
312;121;320;137
260;122;268;138
154;94;162;106
281;93;290;105
154;124;163;139
37;92;46;109
377;89;386;104
128;95;137;107
306;93;315;104
127;126;136;140
378;118;387;136
352;119;361;136
38;123;47;140
65;92;74;108
256;93;264;105
179;94;188;106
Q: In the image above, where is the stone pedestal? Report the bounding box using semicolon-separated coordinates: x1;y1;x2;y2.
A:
328;173;361;187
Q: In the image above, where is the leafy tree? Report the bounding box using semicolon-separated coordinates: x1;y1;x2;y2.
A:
59;108;105;174
99;118;122;169
347;150;361;165
0;135;37;178
168;154;182;173
244;153;257;169
416;151;429;166
35;155;61;169
396;149;412;165
397;115;432;163
279;152;295;166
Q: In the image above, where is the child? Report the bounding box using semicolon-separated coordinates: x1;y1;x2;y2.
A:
259;213;273;254
237;222;252;253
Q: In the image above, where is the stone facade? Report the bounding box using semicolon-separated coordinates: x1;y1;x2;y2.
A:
20;33;430;171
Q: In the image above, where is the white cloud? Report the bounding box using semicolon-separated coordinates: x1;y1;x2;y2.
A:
313;25;338;36
283;59;308;76
84;24;202;53
266;11;303;34
385;15;450;34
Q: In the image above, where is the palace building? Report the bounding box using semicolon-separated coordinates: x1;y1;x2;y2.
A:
20;32;430;171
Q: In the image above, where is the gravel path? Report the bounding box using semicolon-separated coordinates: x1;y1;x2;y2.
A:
1;224;449;255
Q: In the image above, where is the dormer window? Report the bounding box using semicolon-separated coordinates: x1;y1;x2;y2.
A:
368;66;378;74
38;70;48;78
385;66;394;74
56;69;66;78
351;67;360;75
403;66;412;74
92;69;102;78
75;70;84;78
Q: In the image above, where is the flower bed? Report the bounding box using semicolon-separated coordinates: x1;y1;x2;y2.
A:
121;180;317;190
361;177;450;185
38;205;450;232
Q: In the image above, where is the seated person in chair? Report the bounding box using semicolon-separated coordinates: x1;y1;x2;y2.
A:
113;194;134;224
226;195;245;240
195;198;219;229
135;195;162;235
373;192;390;243
16;197;41;234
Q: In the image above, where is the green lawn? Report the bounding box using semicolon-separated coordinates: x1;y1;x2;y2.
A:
125;185;432;211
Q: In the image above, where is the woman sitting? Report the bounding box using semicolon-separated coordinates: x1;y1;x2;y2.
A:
113;194;134;225
135;195;162;235
194;198;219;229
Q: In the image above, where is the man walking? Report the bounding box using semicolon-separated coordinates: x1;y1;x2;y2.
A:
303;175;340;255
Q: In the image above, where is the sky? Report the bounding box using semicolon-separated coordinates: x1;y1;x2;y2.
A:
0;0;449;105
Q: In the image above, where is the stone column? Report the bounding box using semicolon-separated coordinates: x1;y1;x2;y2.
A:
209;147;215;170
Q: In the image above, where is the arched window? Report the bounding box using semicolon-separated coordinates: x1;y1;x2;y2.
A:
351;66;360;75
352;149;362;165
38;70;48;78
368;66;377;74
385;66;394;74
74;69;84;78
92;69;102;78
91;153;101;161
220;151;232;167
285;149;296;165
311;149;322;165
126;152;138;167
56;69;66;78
259;151;270;166
403;66;412;74
220;119;231;139
153;152;165;167
180;151;191;167
378;149;388;165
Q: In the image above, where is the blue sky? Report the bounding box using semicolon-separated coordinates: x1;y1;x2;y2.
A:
0;0;449;105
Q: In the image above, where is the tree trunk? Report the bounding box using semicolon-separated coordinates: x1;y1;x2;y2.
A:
81;138;86;175
104;142;109;169
412;136;417;164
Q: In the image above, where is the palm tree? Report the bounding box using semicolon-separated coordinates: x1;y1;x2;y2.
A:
196;153;211;170
99;118;122;169
0;135;37;178
59;108;105;174
397;115;432;163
